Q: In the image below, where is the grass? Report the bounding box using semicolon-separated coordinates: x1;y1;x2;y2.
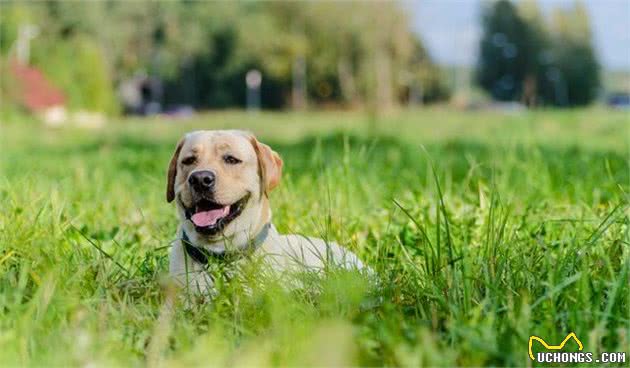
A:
0;108;628;366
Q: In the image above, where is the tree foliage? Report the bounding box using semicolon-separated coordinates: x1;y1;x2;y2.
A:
1;1;450;113
476;0;600;107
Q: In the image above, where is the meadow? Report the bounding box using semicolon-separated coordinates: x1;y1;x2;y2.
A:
0;108;628;366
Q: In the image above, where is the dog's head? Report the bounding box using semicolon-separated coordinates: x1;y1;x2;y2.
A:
166;130;282;242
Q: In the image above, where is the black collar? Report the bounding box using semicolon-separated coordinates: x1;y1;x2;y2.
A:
181;223;271;265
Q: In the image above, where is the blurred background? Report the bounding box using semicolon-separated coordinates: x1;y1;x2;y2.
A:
1;0;628;126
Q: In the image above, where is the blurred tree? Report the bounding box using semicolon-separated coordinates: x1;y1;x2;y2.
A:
541;2;600;106
1;1;450;112
476;0;539;102
0;3;35;111
1;1;118;114
517;0;548;107
405;38;450;104
0;3;38;55
32;35;118;114
476;0;600;107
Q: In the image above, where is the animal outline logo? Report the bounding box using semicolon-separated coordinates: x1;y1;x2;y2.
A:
528;332;584;361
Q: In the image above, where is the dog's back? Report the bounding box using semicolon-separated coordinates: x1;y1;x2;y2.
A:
259;225;366;272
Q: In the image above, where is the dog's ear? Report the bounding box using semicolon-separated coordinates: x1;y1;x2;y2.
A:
166;138;185;203
250;136;283;195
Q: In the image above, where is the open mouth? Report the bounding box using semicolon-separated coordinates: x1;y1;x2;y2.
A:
183;194;250;235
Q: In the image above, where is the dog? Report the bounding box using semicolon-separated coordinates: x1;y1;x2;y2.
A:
166;130;367;295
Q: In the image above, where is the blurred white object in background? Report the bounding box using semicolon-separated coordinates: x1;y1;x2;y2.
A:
41;106;67;127
246;69;262;112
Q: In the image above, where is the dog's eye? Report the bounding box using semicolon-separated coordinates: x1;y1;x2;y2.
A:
181;156;196;165
223;154;242;165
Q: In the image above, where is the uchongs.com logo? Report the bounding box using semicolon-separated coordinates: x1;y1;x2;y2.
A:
528;332;626;364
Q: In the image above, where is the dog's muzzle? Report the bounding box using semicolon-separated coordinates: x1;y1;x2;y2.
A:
181;193;251;236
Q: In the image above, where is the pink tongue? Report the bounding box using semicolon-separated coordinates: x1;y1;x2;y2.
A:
191;206;230;227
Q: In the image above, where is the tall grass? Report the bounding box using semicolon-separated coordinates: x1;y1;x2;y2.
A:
0;109;628;366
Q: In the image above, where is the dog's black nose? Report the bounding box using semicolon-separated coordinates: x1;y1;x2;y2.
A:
188;170;215;190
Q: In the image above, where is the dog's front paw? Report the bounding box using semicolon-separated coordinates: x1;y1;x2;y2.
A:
170;269;217;306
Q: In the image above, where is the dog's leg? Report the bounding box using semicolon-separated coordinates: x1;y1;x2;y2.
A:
169;241;215;302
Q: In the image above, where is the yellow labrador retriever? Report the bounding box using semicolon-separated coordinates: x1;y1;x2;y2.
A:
166;130;366;294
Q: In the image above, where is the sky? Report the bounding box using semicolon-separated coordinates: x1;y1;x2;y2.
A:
409;0;630;70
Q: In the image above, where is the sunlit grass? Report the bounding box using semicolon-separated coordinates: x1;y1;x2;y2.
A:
0;109;628;366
